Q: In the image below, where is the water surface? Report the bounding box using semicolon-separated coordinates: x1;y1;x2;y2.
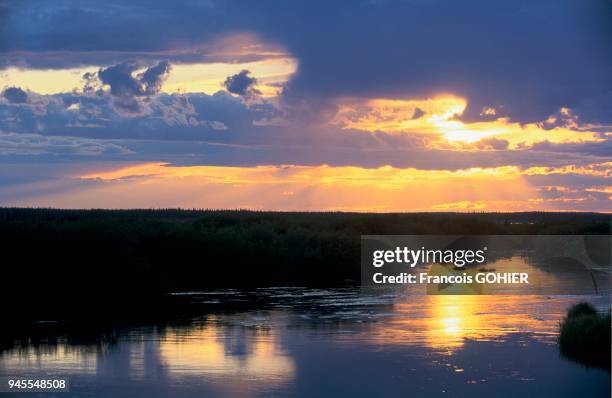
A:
1;288;609;397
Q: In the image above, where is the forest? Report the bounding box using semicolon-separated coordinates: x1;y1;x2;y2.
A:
0;208;609;321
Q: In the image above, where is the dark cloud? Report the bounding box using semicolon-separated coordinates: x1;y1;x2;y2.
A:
411;107;425;120
0;0;610;175
530;139;612;158
226;0;610;126
267;0;612;125
97;60;171;115
97;61;169;98
82;71;103;95
573;92;612;127
2;87;28;104
139;61;171;95
0;1;279;69
1;1;611;125
223;70;261;98
0;1;218;57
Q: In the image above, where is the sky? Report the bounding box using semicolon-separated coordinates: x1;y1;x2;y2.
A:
0;0;610;212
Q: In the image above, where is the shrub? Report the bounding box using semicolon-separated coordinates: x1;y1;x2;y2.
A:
559;302;611;371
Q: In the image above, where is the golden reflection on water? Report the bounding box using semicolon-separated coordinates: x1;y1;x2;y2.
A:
366;295;564;354
0;318;295;396
0;292;598;395
0;344;98;374
357;254;597;353
159;317;295;393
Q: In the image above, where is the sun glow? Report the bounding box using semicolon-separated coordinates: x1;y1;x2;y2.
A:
364;295;562;353
1;33;297;98
0;66;99;95
164;57;297;97
331;96;605;148
32;162;545;211
2;161;607;211
0;56;296;98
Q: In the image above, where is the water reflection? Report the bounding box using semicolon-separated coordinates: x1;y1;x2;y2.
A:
0;290;609;397
365;296;562;353
159;317;295;392
1;343;98;374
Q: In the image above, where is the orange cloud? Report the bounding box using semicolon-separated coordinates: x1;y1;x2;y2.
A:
46;163;536;210
330;96;606;149
2;162;607;211
522;162;612;177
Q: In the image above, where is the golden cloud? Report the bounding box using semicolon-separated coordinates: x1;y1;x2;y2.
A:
330;96;606;149
0;161;604;211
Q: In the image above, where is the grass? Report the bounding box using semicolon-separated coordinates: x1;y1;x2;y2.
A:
559;302;611;371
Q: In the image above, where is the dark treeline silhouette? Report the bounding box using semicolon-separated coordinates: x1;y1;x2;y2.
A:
0;208;609;321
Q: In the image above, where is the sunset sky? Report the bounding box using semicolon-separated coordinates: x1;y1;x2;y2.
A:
0;0;610;211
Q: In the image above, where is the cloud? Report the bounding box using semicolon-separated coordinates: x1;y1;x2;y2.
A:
139;61;171;95
573;92;612;127
269;0;612;126
223;69;261;99
154;94;229;130
2;1;611;126
329;96;607;151
411;107;425;120
0;0;287;69
474;137;510;150
2;161;609;212
0;90;274;142
97;60;171;115
0;88;609;172
81;71;102;95
0;131;132;157
2;86;28;103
